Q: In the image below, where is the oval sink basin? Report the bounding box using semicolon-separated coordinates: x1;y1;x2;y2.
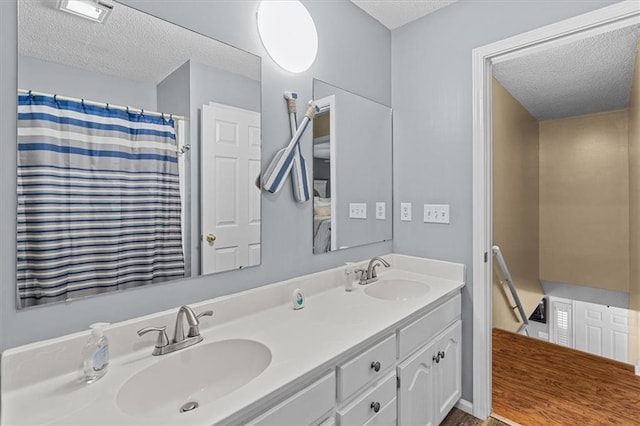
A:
364;279;430;301
117;339;271;418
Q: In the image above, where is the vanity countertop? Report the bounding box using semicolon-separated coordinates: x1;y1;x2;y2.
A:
1;254;465;425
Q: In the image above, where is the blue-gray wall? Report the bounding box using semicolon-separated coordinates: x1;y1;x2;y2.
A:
18;55;158;110
391;0;621;402
0;0;391;353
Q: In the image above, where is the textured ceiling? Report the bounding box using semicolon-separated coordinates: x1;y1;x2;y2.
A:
350;0;458;30
18;0;260;85
493;25;640;121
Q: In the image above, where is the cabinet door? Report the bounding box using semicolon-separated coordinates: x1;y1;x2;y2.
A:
397;339;437;426
435;321;462;425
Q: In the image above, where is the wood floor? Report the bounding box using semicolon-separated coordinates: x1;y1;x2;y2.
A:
492;328;640;425
442;408;511;426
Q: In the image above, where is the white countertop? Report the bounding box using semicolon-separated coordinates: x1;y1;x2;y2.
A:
1;254;464;425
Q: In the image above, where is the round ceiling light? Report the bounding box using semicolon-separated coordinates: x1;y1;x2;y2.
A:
257;1;318;73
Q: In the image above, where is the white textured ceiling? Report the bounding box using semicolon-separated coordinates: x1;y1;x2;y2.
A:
18;0;260;85
493;25;640;121
350;0;458;30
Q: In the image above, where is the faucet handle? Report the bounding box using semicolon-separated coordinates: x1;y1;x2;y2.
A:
354;268;367;284
186;310;213;338
137;326;169;349
197;310;213;319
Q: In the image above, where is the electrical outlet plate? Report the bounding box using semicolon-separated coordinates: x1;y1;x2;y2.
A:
400;203;412;221
375;202;386;220
423;204;450;224
349;203;367;219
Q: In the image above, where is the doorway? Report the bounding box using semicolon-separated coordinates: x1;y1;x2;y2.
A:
472;1;640;421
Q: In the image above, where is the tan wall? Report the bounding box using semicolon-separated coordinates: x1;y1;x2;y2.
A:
629;44;640;364
313;112;330;138
492;79;544;332
539;110;630;293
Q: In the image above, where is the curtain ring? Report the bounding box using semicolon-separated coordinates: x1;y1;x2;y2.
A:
81;99;86;111
126;106;130;114
53;94;60;107
140;109;144;116
105;103;109;111
169;113;173;121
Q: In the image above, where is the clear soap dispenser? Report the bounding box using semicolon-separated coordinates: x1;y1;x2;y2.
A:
83;322;110;384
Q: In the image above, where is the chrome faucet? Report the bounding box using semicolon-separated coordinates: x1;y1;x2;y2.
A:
137;305;213;356
356;257;391;285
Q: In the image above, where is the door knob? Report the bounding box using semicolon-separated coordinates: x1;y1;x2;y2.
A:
206;233;216;244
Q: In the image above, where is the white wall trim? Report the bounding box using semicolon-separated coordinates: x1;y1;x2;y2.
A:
471;1;640;420
455;398;474;416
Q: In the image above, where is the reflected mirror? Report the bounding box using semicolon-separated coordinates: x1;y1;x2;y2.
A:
312;80;392;254
16;0;261;308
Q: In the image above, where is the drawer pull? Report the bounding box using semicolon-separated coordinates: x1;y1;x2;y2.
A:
370;361;381;372
370;401;381;413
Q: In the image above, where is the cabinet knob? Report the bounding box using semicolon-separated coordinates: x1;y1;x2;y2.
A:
439;351;445;359
370;361;381;372
370;401;381;413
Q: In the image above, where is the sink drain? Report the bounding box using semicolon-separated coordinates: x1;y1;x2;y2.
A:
180;401;199;413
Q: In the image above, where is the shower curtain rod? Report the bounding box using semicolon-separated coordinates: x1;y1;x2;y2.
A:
18;89;185;121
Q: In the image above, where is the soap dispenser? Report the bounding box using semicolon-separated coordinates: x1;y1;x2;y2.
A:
83;322;110;384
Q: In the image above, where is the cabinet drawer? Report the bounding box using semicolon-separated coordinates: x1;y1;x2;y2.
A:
363;398;396;426
247;372;335;426
337;372;396;426
337;334;396;402
398;293;461;359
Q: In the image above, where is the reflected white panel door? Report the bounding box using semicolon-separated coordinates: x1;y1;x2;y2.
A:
201;102;261;274
574;300;629;363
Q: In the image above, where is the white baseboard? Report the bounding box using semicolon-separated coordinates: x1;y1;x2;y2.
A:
455;398;474;416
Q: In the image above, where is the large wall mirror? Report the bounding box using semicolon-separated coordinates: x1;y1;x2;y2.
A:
312;79;392;254
16;0;261;308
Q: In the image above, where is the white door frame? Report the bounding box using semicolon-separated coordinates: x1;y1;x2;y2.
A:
471;1;640;419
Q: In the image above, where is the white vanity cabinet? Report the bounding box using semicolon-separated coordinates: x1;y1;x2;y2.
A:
335;292;462;426
246;372;336;426
397;321;462;426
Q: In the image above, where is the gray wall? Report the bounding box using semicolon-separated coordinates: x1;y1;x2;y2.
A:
0;0;392;352
314;80;393;249
18;55;157;109
157;61;193;276
391;0;620;403
541;280;630;309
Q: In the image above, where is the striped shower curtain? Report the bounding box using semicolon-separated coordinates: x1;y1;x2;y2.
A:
17;93;185;307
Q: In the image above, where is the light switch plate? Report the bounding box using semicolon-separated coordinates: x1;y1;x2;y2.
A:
423;204;450;224
375;202;386;220
400;203;412;221
349;203;367;219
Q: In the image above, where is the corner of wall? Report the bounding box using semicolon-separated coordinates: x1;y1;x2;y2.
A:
628;41;640;364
